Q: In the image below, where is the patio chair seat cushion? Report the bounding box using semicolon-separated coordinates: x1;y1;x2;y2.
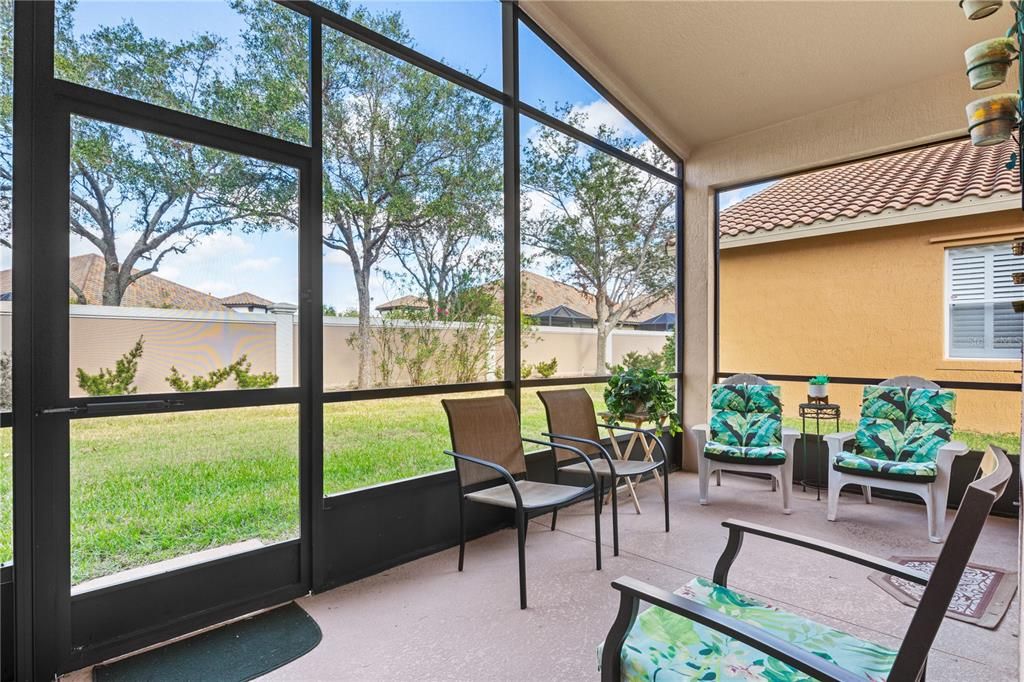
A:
833;452;938;482
703;440;786;465
464;479;588;510
615;576;896;681
562;458;659;477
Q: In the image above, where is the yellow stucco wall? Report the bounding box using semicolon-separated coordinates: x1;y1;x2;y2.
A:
720;209;1023;434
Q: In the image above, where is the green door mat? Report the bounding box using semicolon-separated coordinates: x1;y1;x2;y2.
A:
93;602;322;682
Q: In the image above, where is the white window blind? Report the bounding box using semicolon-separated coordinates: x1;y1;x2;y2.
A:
946;242;1024;359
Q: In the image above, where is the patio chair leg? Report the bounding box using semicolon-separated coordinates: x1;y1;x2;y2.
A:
698;460;710;505
827;469;842;522
862;485;872;504
715;470;722;487
458;495;466;572
611;477;620;557
551;469;559;530
516;507;527;609
593;489;602;571
663;460;670;532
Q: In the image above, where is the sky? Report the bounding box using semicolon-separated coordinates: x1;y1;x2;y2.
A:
60;0;663;312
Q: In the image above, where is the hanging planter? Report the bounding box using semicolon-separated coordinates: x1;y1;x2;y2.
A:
959;0;1003;20
966;94;1020;146
965;38;1018;89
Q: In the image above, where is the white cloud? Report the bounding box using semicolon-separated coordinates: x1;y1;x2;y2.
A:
569;99;640;139
234;257;281;272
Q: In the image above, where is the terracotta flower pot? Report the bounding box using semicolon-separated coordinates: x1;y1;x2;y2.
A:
966;94;1019;147
959;0;1003;20
965;38;1017;90
1012;271;1024;285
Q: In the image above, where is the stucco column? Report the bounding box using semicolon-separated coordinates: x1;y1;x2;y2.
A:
269;302;298;387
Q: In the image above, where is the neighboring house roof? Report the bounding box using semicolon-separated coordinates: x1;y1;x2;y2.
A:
475;270;674;326
221;291;273;308
375;294;429;312
719;138;1021;241
533;304;595;324
0;254;231;311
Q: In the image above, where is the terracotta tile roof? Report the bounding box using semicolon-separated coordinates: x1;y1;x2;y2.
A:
220;291;273;307
375;294;429;312
0;254;231;311
719;138;1021;238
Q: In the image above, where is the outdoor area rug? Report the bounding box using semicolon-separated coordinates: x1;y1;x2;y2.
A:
868;556;1017;629
92;602;321;682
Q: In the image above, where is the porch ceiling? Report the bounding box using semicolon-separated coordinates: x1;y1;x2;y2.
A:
520;1;1013;157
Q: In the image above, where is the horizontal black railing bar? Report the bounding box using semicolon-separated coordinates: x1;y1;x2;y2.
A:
0;563;10;580
514;6;682;166
521;374;611;388
717;372;1021;393
55;80;314;168
276;0;506;107
62;387;302;419
0;411;8;428
520;102;677;184
323;380;510;404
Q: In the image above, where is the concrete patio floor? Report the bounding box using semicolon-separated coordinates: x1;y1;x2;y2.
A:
266;471;1019;681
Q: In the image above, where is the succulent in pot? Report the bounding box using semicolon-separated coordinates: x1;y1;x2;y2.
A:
604;367;681;436
808;374;829;399
964;37;1017;90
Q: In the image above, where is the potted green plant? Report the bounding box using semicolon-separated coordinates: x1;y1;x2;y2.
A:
966;93;1020;147
808;374;829;401
965;37;1017;90
604;367;681;436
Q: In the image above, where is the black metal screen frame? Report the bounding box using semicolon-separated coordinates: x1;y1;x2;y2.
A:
7;1;686;678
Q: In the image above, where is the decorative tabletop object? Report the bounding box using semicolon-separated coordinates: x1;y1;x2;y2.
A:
603;367;681;436
807;374;830;404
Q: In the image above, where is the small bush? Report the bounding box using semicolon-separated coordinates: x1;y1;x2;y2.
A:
520;363;533;379
77;336;144;396
166;354;278;392
535;357;558;378
609;350;666;374
0;351;10;410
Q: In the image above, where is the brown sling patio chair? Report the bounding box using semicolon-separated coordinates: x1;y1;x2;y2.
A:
442;395;602;610
600;445;1012;682
537;388;669;557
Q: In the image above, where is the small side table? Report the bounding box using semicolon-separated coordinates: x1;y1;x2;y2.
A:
598;411;664;514
798;402;840;501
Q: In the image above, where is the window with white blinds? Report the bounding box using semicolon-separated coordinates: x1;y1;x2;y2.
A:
946;242;1024;359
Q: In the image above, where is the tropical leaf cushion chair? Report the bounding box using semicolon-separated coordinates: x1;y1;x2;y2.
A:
694;375;797;514
826;377;968;542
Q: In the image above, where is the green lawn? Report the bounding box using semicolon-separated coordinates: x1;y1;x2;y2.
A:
0;383;1014;584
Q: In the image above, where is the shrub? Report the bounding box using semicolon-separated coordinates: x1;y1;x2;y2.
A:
166;354;277;392
76;336;144;396
535;357;558;378
0;351;10;410
609;349;665;374
661;331;675;372
520;363;533;379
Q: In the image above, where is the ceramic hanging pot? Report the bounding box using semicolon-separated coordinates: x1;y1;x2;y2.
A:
966;94;1019;147
959;0;1003;20
965;38;1017;90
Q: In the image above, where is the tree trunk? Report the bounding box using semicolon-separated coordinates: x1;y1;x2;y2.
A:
595;297;609;375
355;271;373;389
101;260;123;306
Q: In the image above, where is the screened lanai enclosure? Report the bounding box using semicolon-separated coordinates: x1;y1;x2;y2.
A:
1;0;1021;680
1;0;683;677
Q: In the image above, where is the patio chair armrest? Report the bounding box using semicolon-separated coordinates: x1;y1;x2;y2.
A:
601;577;862;682
541;432;615;466
712;519;928;588
444;450;523;507
781;427;799;453
522;437;600;487
823;431;856;458
692;423;708;449
939;440;969;457
597;423;671;466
